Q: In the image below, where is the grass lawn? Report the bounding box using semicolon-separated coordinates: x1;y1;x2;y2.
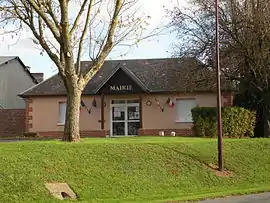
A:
0;137;269;203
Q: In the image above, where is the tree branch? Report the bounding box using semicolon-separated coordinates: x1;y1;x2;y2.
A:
84;0;123;82
46;0;60;29
70;0;89;36
76;0;94;75
26;0;60;42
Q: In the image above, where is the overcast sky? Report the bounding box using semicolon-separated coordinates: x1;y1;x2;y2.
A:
0;0;187;79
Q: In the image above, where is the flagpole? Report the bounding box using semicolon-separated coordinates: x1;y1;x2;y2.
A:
215;0;223;171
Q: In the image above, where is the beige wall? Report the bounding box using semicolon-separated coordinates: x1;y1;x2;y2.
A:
30;96;102;132
29;92;231;132
141;93;228;130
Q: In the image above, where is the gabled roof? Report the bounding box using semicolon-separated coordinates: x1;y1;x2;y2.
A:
0;56;17;65
121;67;150;92
94;64;149;93
0;56;38;84
19;58;235;97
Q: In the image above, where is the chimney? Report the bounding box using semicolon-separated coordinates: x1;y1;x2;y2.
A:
32;73;44;83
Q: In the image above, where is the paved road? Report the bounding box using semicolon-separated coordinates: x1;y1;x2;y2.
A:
190;192;270;203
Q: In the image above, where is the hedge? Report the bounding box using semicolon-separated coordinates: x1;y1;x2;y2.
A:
191;107;256;138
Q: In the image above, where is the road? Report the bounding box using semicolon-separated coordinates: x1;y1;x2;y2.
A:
191;192;270;203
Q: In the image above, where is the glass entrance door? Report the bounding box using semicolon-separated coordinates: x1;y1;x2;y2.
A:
127;106;140;135
111;100;140;136
111;106;126;136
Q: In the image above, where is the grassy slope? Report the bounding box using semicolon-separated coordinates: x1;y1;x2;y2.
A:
0;137;269;203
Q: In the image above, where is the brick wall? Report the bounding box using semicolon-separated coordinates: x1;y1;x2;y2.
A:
0;109;25;137
223;93;233;106
38;130;108;138
25;98;33;132
139;128;193;137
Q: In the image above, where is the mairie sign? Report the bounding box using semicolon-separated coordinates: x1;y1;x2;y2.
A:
109;85;133;91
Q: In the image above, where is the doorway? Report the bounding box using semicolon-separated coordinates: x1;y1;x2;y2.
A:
110;99;140;136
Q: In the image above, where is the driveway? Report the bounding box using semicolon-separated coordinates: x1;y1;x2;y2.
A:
188;192;270;203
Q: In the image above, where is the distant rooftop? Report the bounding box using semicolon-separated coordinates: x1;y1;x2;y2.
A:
0;56;42;84
0;56;18;66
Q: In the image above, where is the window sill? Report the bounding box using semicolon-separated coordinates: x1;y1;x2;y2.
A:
57;123;65;126
175;120;193;123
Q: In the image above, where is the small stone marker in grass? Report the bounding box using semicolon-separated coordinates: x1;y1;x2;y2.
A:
45;183;77;200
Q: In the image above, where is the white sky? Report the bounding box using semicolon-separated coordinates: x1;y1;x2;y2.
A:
0;0;187;79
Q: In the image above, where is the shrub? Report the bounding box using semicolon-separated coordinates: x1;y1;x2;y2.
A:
191;107;256;138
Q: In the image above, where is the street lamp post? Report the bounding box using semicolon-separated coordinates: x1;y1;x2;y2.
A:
215;0;223;171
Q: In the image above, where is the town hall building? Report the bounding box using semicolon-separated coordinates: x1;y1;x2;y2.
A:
19;58;234;137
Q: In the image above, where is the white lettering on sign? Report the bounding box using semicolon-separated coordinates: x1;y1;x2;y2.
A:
109;85;132;91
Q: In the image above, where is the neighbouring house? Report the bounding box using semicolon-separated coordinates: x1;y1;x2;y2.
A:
0;56;44;109
0;56;43;137
19;58;234;138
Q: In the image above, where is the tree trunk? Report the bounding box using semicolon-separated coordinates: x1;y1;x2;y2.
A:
264;120;270;138
255;104;270;138
263;108;270;138
63;86;82;142
254;107;263;137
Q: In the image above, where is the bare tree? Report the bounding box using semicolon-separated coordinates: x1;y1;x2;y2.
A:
0;0;153;141
168;0;270;137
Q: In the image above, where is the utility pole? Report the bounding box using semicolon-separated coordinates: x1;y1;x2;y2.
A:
215;0;223;171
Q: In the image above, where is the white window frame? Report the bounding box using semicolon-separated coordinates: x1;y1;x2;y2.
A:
58;102;67;125
175;99;196;123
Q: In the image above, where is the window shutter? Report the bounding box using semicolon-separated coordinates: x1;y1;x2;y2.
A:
58;102;67;124
176;99;196;122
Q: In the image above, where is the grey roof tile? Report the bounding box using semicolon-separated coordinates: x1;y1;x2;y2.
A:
19;58;234;97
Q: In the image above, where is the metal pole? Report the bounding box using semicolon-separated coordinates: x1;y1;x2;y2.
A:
215;0;223;171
